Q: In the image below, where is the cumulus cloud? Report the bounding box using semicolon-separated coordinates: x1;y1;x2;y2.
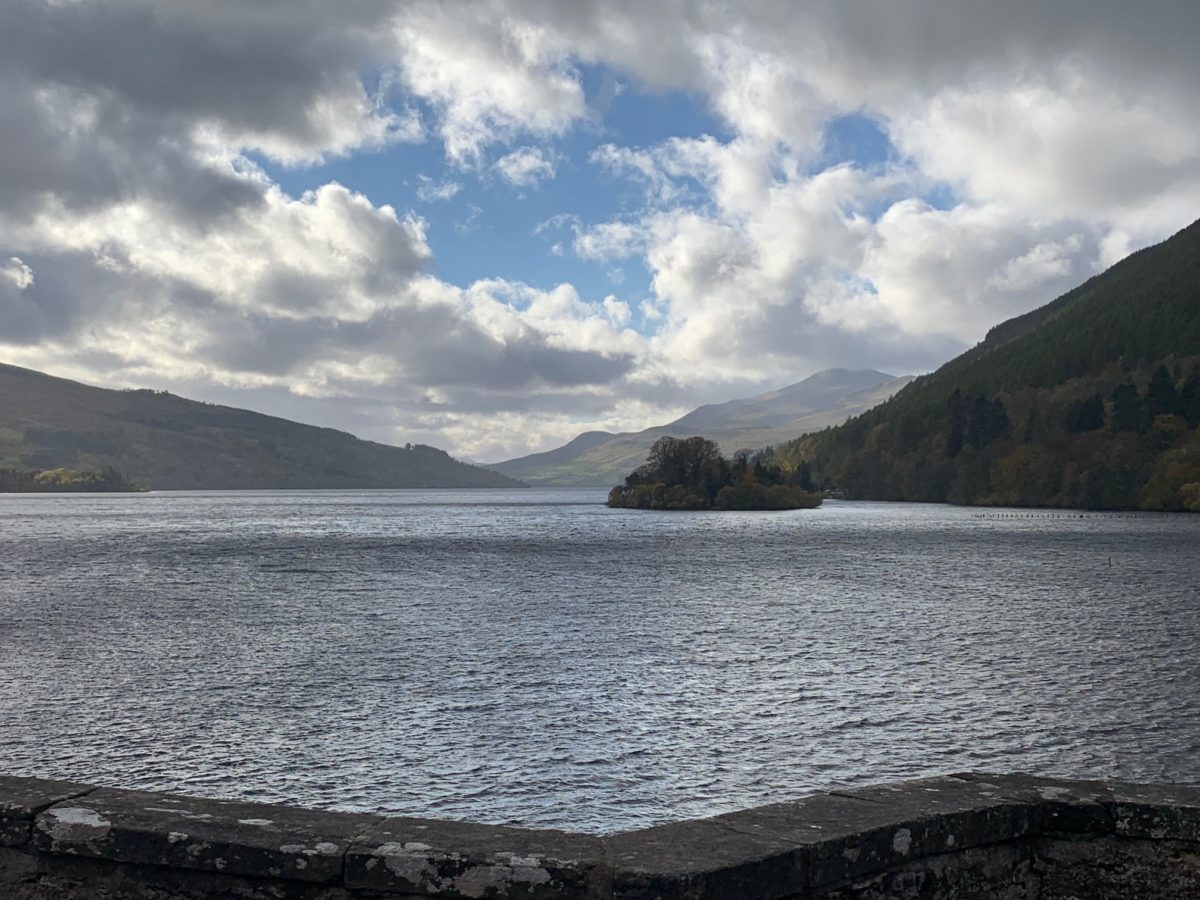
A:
985;236;1084;293
0;0;423;167
494;147;558;188
391;3;587;163
1;0;1198;458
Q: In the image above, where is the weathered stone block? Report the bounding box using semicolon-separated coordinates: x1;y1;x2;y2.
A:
951;772;1115;835
0;777;94;848
1107;781;1200;842
0;850;357;899
606;814;807;900
829;777;1036;873
694;776;1035;891
32;788;381;885
346;816;609;898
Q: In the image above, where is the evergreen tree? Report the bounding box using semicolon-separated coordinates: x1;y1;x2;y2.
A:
1145;364;1181;419
1023;401;1042;444
1109;382;1142;433
795;460;814;492
945;390;966;458
1180;369;1200;427
1065;394;1105;433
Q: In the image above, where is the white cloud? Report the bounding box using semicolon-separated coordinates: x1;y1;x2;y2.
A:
986;236;1083;293
573;221;643;262
494;146;557;188
862;201;1097;341
692;33;827;152
889;79;1200;226
639;300;663;321
2;0;1200;459
391;4;586;163
415;175;463;202
23;176;432;322
602;295;631;326
1;257;34;290
590;143;685;205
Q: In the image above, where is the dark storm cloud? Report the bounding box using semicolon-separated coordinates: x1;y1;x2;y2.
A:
0;0;397;144
201;304;635;392
0;75;264;224
511;0;1200;92
0;0;408;227
0;251;137;344
782;0;1200;87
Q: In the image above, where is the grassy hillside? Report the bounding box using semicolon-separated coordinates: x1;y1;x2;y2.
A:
775;217;1200;510
0;364;523;490
493;370;912;486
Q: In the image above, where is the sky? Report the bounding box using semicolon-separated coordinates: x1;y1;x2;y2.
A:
1;1;1199;462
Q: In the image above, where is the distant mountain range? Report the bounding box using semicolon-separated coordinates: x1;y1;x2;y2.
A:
0;364;522;490
491;368;914;486
777;216;1200;510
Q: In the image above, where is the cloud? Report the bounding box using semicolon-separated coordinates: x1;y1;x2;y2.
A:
590;143;687;205
494;146;558;188
2;0;1199;459
1;257;34;290
602;295;631;326
415;175;463;202
985;236;1084;293
0;0;422;167
391;3;586;163
573;221;643;262
889;79;1200;227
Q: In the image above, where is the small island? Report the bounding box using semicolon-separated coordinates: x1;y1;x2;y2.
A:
0;466;148;493
607;436;822;510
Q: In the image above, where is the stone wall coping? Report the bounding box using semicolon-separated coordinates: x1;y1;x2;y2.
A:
2;771;1197;899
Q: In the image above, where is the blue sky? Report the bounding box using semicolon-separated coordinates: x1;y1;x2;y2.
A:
2;1;1197;459
249;104;953;392
255;101;915;329
252;77;744;324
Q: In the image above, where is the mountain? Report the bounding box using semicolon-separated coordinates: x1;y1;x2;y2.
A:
774;217;1200;510
0;364;523;490
491;369;914;486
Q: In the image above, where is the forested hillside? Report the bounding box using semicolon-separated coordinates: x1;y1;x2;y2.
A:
775;218;1200;511
0;364;522;490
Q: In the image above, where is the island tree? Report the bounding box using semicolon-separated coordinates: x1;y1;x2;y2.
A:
607;436;822;511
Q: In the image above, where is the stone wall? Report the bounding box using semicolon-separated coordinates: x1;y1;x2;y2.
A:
1;772;1197;899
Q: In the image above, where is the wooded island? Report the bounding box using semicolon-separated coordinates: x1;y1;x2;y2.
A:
607;436;822;510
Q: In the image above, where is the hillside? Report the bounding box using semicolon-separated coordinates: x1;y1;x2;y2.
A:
0;364;523;490
775;217;1200;510
492;369;913;486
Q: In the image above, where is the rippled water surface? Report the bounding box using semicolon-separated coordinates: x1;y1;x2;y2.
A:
1;489;1198;832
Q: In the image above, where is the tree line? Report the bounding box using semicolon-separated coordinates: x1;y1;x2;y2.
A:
0;467;146;493
773;359;1200;511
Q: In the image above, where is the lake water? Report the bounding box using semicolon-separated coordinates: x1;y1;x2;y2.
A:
1;489;1198;833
